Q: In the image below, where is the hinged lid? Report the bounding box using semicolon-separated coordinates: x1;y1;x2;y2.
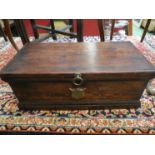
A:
1;42;155;81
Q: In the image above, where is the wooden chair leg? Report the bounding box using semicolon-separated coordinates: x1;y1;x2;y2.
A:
97;19;105;42
0;24;8;41
127;19;132;36
50;19;57;40
76;19;83;42
14;19;29;45
3;19;19;51
140;19;151;42
30;19;39;39
69;19;74;38
110;19;115;40
69;19;74;32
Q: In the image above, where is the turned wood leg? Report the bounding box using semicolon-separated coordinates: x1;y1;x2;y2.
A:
127;19;132;36
30;19;39;39
76;19;83;42
69;19;74;38
69;19;74;32
110;19;115;40
3;19;19;51
14;19;29;45
50;19;57;40
98;19;105;42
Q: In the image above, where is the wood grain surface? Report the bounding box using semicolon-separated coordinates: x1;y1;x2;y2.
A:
1;42;155;109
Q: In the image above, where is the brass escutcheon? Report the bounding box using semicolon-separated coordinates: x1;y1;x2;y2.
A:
69;88;86;100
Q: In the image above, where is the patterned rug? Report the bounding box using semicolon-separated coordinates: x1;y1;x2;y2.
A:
1;35;155;134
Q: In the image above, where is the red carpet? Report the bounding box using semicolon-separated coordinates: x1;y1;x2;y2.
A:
1;36;155;134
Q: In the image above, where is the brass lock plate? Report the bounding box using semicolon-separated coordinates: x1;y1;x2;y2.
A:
69;88;86;100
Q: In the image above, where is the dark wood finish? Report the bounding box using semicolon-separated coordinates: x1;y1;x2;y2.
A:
30;19;39;39
76;20;83;42
98;19;115;41
69;20;74;32
1;42;155;110
3;20;19;51
98;19;105;41
68;19;74;39
8;80;145;110
110;19;115;40
140;19;152;42
14;19;30;45
49;19;57;40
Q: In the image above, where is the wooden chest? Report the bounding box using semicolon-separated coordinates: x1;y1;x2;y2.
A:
1;42;155;110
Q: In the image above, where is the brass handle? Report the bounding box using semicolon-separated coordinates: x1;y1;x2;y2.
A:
72;74;84;86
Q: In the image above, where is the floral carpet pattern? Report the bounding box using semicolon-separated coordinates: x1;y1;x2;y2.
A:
0;35;155;134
